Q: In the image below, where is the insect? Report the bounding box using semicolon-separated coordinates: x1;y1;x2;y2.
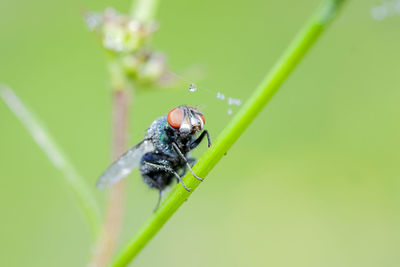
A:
97;105;211;210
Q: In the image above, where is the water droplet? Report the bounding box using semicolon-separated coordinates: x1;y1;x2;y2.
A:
189;83;197;92
370;0;400;21
216;92;225;100
227;109;233;115
227;97;242;106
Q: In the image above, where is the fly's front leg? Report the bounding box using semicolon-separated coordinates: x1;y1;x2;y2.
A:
172;142;204;181
190;130;211;150
144;161;191;192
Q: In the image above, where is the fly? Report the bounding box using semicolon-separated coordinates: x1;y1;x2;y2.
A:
97;105;211;210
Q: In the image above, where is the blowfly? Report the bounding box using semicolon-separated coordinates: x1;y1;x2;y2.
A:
97;105;211;210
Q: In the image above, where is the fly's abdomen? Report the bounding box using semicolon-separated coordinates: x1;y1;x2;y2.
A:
140;152;176;190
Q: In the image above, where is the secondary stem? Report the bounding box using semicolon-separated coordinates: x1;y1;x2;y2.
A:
89;61;132;266
0;85;101;236
111;0;348;266
90;0;160;263
93;90;131;266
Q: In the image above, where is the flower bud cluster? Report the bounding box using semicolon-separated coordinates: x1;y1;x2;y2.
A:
84;7;171;87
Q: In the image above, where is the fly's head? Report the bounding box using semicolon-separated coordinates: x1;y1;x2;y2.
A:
167;105;205;137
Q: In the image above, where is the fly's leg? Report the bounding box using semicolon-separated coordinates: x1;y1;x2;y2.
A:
188;158;196;167
142;174;164;212
189;130;211;150
154;189;163;212
144;161;191;192
172;142;204;181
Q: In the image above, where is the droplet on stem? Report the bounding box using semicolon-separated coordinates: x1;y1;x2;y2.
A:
227;97;242;106
189;83;197;92
216;92;225;100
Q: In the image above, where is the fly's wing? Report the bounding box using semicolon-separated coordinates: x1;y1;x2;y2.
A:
96;139;154;189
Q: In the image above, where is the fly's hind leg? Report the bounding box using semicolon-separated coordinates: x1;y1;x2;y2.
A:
154;189;163;212
144;161;191;192
142;174;164;212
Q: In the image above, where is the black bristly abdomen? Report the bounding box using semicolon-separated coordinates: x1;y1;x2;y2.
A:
140;151;187;191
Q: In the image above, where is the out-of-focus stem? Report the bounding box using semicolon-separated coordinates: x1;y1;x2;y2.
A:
90;0;160;263
89;62;132;266
0;84;101;237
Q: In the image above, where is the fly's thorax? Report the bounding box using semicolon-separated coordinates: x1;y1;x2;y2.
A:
144;116;171;155
147;116;167;137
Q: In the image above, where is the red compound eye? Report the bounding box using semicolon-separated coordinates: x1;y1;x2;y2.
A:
193;108;205;124
199;114;205;125
167;107;184;129
200;114;205;124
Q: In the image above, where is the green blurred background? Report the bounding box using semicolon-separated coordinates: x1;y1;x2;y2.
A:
1;0;400;266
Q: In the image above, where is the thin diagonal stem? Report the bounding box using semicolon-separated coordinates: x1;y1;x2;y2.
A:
111;0;348;266
0;84;101;236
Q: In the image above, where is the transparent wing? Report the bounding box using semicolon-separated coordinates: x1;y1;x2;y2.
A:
96;139;154;189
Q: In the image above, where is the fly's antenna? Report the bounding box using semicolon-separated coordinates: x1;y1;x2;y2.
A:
166;70;242;116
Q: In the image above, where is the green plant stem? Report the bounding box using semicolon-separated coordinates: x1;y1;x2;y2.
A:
111;0;348;266
0;84;101;236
